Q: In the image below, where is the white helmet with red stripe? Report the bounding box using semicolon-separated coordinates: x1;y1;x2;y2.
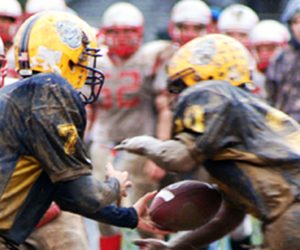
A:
250;20;290;71
99;2;144;59
169;0;211;45
0;0;22;48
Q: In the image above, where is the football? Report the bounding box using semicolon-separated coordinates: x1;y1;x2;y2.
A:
149;180;222;231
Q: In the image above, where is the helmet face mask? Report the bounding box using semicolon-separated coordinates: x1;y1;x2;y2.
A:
0;0;22;48
99;2;144;59
169;0;211;46
14;11;105;104
101;25;143;58
250;20;290;71
169;22;208;46
167;34;253;93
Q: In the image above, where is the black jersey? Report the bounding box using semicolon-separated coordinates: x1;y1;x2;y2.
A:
0;73;92;243
173;80;300;221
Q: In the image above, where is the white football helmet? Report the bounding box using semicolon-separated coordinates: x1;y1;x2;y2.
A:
0;0;22;47
169;0;212;45
217;4;259;48
99;2;144;59
250;20;290;46
250;20;290;71
25;0;67;16
218;4;259;33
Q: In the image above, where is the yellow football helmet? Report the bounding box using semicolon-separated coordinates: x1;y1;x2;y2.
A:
167;34;253;94
14;11;105;103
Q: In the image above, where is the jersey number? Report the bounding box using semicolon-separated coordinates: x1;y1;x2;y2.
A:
101;71;141;109
57;124;78;155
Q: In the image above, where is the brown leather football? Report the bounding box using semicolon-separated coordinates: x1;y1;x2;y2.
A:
149;180;222;231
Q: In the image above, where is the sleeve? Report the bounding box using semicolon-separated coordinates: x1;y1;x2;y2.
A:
54;175;138;229
28;77;92;183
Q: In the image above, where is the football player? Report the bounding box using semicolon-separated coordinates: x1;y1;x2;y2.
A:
217;4;259;50
0;11;167;250
249;20;290;99
0;0;22;79
116;34;300;250
0;0;22;50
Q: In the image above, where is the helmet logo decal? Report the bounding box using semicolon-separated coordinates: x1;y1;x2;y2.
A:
190;39;215;65
31;46;62;72
56;20;82;48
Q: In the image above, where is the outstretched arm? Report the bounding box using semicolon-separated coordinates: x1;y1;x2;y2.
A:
115;135;198;173
54;175;171;235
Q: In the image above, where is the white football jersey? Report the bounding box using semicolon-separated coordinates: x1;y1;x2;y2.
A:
90;40;169;143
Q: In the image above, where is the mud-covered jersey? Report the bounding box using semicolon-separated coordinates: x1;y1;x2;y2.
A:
0;73;92;244
90;40;169;143
173;80;300;221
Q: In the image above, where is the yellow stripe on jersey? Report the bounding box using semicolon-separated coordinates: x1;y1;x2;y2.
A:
0;156;42;229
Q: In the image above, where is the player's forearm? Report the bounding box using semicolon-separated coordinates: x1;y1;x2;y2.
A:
169;200;245;250
54;174;120;214
84;205;138;228
137;138;197;172
116;133;201;172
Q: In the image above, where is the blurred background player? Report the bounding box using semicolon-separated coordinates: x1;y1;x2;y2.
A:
266;0;300;123
23;0;69;19
87;2;169;250
0;0;22;51
0;0;22;79
250;19;290;99
217;3;259;50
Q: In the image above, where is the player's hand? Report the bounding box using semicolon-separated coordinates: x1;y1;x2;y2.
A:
114;135;157;154
105;163;132;197
134;238;172;250
133;191;174;236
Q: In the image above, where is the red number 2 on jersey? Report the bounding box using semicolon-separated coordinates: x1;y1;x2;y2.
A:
101;70;141;109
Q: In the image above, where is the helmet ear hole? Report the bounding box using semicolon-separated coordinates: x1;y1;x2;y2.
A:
68;60;75;71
